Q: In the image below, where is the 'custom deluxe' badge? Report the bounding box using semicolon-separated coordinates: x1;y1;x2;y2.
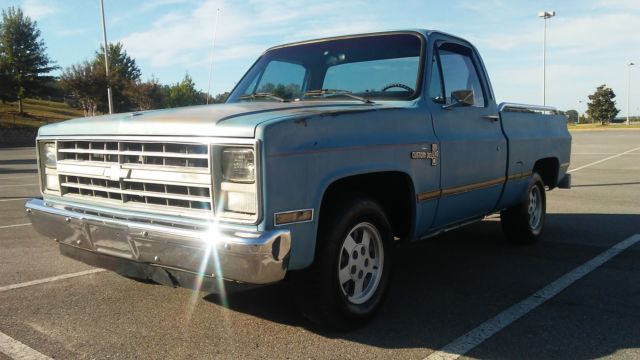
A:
411;144;439;166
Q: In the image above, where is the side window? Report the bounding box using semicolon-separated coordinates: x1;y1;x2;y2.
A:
438;44;486;107
246;60;306;100
429;54;444;103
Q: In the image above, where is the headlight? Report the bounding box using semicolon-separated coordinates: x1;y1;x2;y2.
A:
219;146;258;219
41;142;57;168
222;148;255;183
39;141;59;194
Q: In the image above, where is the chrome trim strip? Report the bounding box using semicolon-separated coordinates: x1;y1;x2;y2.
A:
273;208;314;226
417;177;506;202
441;177;505;197
417;190;441;202
37;135;256;145
34;197;255;230
499;102;558;114
507;171;532;181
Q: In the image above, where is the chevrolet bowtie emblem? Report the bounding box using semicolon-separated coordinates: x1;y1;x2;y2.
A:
104;164;131;181
410;144;439;166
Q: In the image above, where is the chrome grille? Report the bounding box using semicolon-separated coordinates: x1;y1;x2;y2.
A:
55;140;213;217
58;141;209;169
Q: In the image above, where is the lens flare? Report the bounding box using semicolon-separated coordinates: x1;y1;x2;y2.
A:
184;208;230;324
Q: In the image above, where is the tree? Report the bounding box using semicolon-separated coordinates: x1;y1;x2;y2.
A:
93;42;141;113
0;7;57;112
60;61;106;116
565;109;579;124
125;76;166;111
166;73;204;107
257;82;301;100
587;84;620;125
212;91;229;104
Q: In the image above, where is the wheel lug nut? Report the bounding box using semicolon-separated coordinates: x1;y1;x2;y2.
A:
361;247;366;255
352;251;358;260
358;270;363;279
364;259;369;267
351;266;356;274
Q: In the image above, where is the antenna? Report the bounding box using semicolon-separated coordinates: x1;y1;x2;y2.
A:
206;8;221;105
100;0;114;114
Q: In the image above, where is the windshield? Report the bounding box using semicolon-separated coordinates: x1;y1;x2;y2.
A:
227;33;423;103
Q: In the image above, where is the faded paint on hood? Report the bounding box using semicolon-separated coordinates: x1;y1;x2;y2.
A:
38;102;400;138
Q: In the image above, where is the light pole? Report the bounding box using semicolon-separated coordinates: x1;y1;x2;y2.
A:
627;62;635;125
538;10;555;107
578;100;583;124
100;0;113;114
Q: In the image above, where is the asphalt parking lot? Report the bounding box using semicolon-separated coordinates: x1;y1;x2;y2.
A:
0;130;639;360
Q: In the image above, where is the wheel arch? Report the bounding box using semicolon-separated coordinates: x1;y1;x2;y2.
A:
317;171;416;244
533;157;560;189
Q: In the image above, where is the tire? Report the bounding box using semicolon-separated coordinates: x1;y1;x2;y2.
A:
501;172;546;244
293;196;393;329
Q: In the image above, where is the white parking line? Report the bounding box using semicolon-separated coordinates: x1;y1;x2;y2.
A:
0;269;105;293
568;146;640;173
0;223;31;230
0;175;36;180
0;198;29;203
0;183;38;188
572;152;640;155
0;331;52;360
424;234;640;360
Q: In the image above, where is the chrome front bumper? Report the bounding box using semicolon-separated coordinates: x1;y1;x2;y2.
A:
25;198;291;285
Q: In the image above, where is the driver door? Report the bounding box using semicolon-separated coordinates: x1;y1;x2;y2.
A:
429;40;506;228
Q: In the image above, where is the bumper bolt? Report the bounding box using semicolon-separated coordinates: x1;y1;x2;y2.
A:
154;256;159;262
26;208;32;214
142;231;149;238
76;240;81;245
65;217;71;223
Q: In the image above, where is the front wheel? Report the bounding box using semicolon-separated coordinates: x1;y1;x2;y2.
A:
501;172;546;244
293;197;392;329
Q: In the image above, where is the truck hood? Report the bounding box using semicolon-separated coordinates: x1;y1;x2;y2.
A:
38;102;399;138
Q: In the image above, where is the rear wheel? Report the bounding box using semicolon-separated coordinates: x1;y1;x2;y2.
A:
501;172;546;244
294;197;392;329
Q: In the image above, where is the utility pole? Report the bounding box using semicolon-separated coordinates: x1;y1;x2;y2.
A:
538;10;555;107
100;0;114;114
206;9;221;105
627;62;635;125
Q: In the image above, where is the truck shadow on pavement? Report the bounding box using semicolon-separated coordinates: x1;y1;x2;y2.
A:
203;213;640;358
0;157;38;174
0;159;37;165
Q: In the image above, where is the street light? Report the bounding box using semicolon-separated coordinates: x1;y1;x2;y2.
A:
538;10;555;107
627;62;635;125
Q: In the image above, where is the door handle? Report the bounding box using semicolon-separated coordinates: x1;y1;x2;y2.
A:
483;115;499;122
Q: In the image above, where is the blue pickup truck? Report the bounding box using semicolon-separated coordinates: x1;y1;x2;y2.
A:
26;30;571;328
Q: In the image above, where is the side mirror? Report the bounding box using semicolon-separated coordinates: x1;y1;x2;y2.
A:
451;90;474;106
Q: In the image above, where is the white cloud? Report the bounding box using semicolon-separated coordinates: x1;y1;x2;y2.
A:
22;0;58;21
139;0;195;12
119;0;382;68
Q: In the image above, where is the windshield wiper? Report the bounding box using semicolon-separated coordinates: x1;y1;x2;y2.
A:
304;89;374;104
238;92;288;103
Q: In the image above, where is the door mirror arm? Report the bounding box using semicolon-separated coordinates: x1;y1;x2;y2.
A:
442;89;475;110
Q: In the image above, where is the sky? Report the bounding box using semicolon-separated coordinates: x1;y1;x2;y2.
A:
1;0;639;116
